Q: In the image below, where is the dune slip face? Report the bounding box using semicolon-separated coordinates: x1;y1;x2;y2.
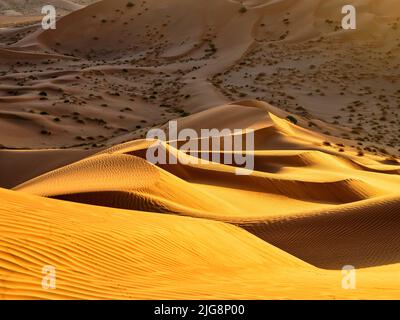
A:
1;0;400;300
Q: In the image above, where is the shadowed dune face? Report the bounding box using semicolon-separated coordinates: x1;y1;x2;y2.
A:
241;196;400;269
1;0;400;300
37;0;249;58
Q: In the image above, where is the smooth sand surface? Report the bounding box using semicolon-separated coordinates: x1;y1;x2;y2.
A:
1;0;400;299
2;187;400;300
10;102;400;299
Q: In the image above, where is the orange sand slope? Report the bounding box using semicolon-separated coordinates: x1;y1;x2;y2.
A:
15;102;400;218
1;0;400;300
2;101;399;299
2;188;400;300
1;0;400;152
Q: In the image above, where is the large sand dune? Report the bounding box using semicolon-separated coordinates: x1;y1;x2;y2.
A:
10;102;400;299
1;0;400;299
3;187;400;300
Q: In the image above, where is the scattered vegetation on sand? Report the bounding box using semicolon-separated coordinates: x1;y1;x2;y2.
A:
40;129;51;136
239;6;247;14
286;115;298;125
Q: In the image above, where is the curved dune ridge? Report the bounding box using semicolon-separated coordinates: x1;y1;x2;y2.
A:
11;102;400;290
0;48;74;61
1;0;400;300
3;187;400;300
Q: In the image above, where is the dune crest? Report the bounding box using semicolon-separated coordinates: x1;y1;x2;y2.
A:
13;107;400;275
1;0;400;300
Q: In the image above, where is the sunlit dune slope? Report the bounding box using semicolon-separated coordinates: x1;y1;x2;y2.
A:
1;0;400;301
14;102;400;221
2;187;400;300
0;187;312;299
241;194;400;269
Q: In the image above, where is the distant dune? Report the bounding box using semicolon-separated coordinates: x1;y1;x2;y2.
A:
1;0;400;300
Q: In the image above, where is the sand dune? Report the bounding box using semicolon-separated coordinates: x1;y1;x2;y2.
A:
0;148;92;188
14;106;400;220
0;187;305;299
0;48;73;61
1;0;400;300
2;187;400;300
2;0;399;152
241;194;400;269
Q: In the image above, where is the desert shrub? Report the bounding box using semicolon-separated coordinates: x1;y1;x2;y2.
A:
40;129;51;135
286;115;298;125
